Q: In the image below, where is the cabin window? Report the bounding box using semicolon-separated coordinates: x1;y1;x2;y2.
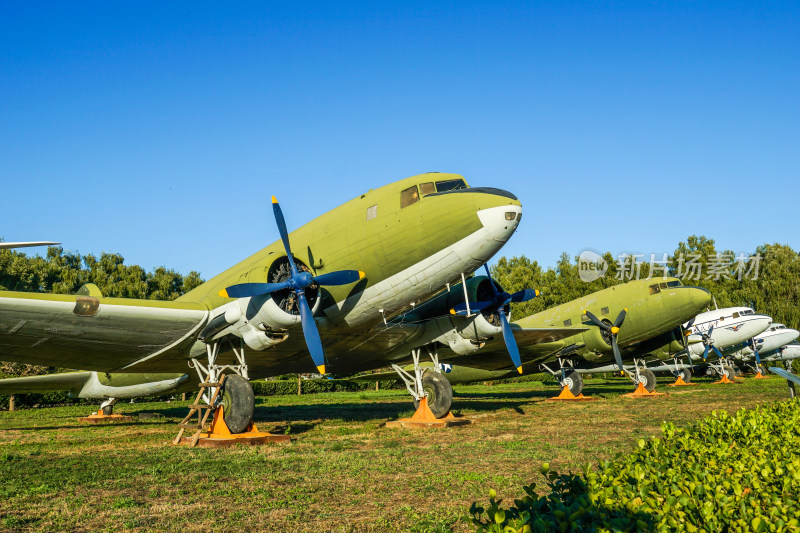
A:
732;312;740;318
419;182;435;196
601;306;609;315
667;280;681;287
659;282;668;289
366;204;377;221
400;186;420;208
436;179;468;192
649;284;661;295
719;316;725;322
563;319;572;326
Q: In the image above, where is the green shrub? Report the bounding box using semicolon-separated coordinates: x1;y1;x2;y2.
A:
470;399;800;532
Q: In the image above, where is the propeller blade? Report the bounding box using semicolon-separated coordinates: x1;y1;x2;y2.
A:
613;308;627;328
510;289;539;303
753;345;763;369
498;309;523;374
702;344;710;362
583;310;608;330
450;300;495;315
483;264;499;296
711;346;724;360
611;336;625;372
313;270;365;286
272;196;298;274
297;291;326;374
219;281;292;299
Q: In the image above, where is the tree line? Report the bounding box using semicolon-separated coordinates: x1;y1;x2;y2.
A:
491;235;800;329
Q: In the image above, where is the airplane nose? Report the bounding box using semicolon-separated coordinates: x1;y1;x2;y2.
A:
477;203;522;241
688;286;712;309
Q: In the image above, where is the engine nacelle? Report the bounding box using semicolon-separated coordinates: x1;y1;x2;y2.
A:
456;313;502;341
435;328;486;355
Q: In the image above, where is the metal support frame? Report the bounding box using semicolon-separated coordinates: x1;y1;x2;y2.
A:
541;358;576;387
392;346;441;401
188;337;250;405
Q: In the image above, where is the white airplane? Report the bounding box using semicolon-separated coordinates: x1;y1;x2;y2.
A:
734;323;800;358
685;306;772;362
762;343;800;364
0;241;60;250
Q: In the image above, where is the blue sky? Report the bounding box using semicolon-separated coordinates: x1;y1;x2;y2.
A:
1;1;798;278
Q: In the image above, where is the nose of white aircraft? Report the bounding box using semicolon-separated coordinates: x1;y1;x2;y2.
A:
745;315;773;338
477;204;523;242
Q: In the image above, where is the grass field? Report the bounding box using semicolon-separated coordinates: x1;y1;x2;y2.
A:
0;375;792;532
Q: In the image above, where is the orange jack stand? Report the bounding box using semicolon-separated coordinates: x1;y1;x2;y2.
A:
712;374;740;385
546;386;597;401
386;397;471;429
622;382;665;398
176;407;290;448
78;412;134;424
753;372;769;379
666;376;698;387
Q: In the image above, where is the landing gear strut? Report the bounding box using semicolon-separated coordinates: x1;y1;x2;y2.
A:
622;359;664;398
392;346;453;418
542;359;595;401
78;397;133;423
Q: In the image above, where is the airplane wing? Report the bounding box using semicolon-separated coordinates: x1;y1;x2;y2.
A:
0;241;60;250
768;367;800;386
437;326;588;370
0;290;209;372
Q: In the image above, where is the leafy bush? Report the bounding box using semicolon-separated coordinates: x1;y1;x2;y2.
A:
471;399;800;532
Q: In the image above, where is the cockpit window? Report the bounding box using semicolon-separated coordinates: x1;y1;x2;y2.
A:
741;309;754;315
649;284;660;295
435;179;468;192
666;280;681;287
400;185;420;208
659;282;668;289
419;182;436;196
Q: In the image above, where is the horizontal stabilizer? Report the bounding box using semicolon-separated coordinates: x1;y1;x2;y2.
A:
0;372;91;393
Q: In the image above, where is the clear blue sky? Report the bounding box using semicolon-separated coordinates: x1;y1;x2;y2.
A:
2;2;798;279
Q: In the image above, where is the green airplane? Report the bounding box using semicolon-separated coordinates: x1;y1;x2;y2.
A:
362;275;712;400
0;173;578;427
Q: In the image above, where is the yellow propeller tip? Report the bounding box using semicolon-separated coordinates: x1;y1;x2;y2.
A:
535;289;540;296
218;289;229;298
317;365;326;374
271;195;278;204
624;308;628;312
582;309;586;314
516;366;523;374
611;326;620;334
358;271;366;279
450;309;456;315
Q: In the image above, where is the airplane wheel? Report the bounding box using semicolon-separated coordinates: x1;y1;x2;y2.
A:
757;364;767;375
562;369;584;396
413;370;453;418
638;369;657;392
724;367;737;381
678;368;692;383
102;405;113;416
221;375;255;433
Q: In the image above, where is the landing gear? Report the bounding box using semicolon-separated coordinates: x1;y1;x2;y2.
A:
101;398;117;416
78;397;133;423
636;368;657;392
677;368;692;383
175;338;286;447
622;359;664;398
393;347;454;418
412;370;453;418
541;359;595;401
562;368;584;396
388;347;468;428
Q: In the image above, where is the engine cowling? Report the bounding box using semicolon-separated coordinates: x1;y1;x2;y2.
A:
201;256;321;351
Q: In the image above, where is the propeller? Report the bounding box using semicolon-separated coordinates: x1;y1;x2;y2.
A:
583;308;627;372
694;324;724;362
219;196;365;374
450;265;539;374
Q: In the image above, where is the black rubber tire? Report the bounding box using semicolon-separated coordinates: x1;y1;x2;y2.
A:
221;375;255;434
756;364;767;375
563;369;584;396
412;370;453;418
678;368;692;383
725;367;738;381
101;404;113;416
638;369;657;392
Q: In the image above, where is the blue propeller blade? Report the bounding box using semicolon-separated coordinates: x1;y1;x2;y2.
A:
219;281;292;299
510;289;538;303
272;196;298;275
711;346;724;359
499;309;523;374
483;264;499;296
702;344;710;362
314;270;365;286
297;291;326;374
